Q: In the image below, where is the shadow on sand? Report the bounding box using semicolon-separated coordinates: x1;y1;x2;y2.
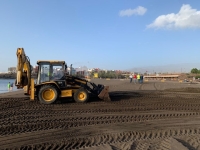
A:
57;91;152;104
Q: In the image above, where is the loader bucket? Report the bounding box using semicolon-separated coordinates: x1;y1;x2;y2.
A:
98;85;111;101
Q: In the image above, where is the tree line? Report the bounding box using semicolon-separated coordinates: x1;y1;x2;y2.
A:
191;68;200;74
90;70;127;79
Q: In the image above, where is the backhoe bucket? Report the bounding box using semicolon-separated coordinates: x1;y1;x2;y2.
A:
98;86;111;101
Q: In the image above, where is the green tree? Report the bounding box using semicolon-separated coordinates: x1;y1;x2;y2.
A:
89;70;126;79
191;68;199;74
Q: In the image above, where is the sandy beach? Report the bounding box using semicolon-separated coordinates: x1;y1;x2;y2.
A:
1;79;200;150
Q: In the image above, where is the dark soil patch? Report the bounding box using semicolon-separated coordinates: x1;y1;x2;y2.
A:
165;87;200;93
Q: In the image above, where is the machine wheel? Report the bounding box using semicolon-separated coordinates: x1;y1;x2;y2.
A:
74;88;89;103
38;85;58;104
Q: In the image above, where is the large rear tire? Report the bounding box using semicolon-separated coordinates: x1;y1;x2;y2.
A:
38;85;58;104
74;88;89;103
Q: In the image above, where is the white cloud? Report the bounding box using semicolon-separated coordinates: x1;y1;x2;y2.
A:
119;6;147;17
147;4;200;29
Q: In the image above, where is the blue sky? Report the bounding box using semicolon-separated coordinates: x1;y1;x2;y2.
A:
0;0;200;72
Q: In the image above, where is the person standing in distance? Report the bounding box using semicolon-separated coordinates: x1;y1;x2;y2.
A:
7;82;11;91
133;74;137;84
140;74;143;84
129;74;133;83
137;74;140;84
10;82;13;91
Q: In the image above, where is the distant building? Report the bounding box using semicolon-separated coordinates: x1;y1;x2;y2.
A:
75;66;89;78
144;75;179;80
8;67;16;73
32;66;38;74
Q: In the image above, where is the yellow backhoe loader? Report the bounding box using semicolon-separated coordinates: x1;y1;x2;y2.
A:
15;48;110;104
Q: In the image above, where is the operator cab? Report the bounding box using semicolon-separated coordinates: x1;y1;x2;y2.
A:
36;60;67;84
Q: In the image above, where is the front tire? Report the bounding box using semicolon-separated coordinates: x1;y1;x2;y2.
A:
38;85;58;104
74;88;89;103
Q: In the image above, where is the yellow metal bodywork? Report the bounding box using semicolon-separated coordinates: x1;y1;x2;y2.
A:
16;48;31;94
37;60;65;64
16;48;26;84
60;90;72;97
30;78;35;100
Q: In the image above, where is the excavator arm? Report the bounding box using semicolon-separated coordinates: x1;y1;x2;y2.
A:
15;48;32;95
